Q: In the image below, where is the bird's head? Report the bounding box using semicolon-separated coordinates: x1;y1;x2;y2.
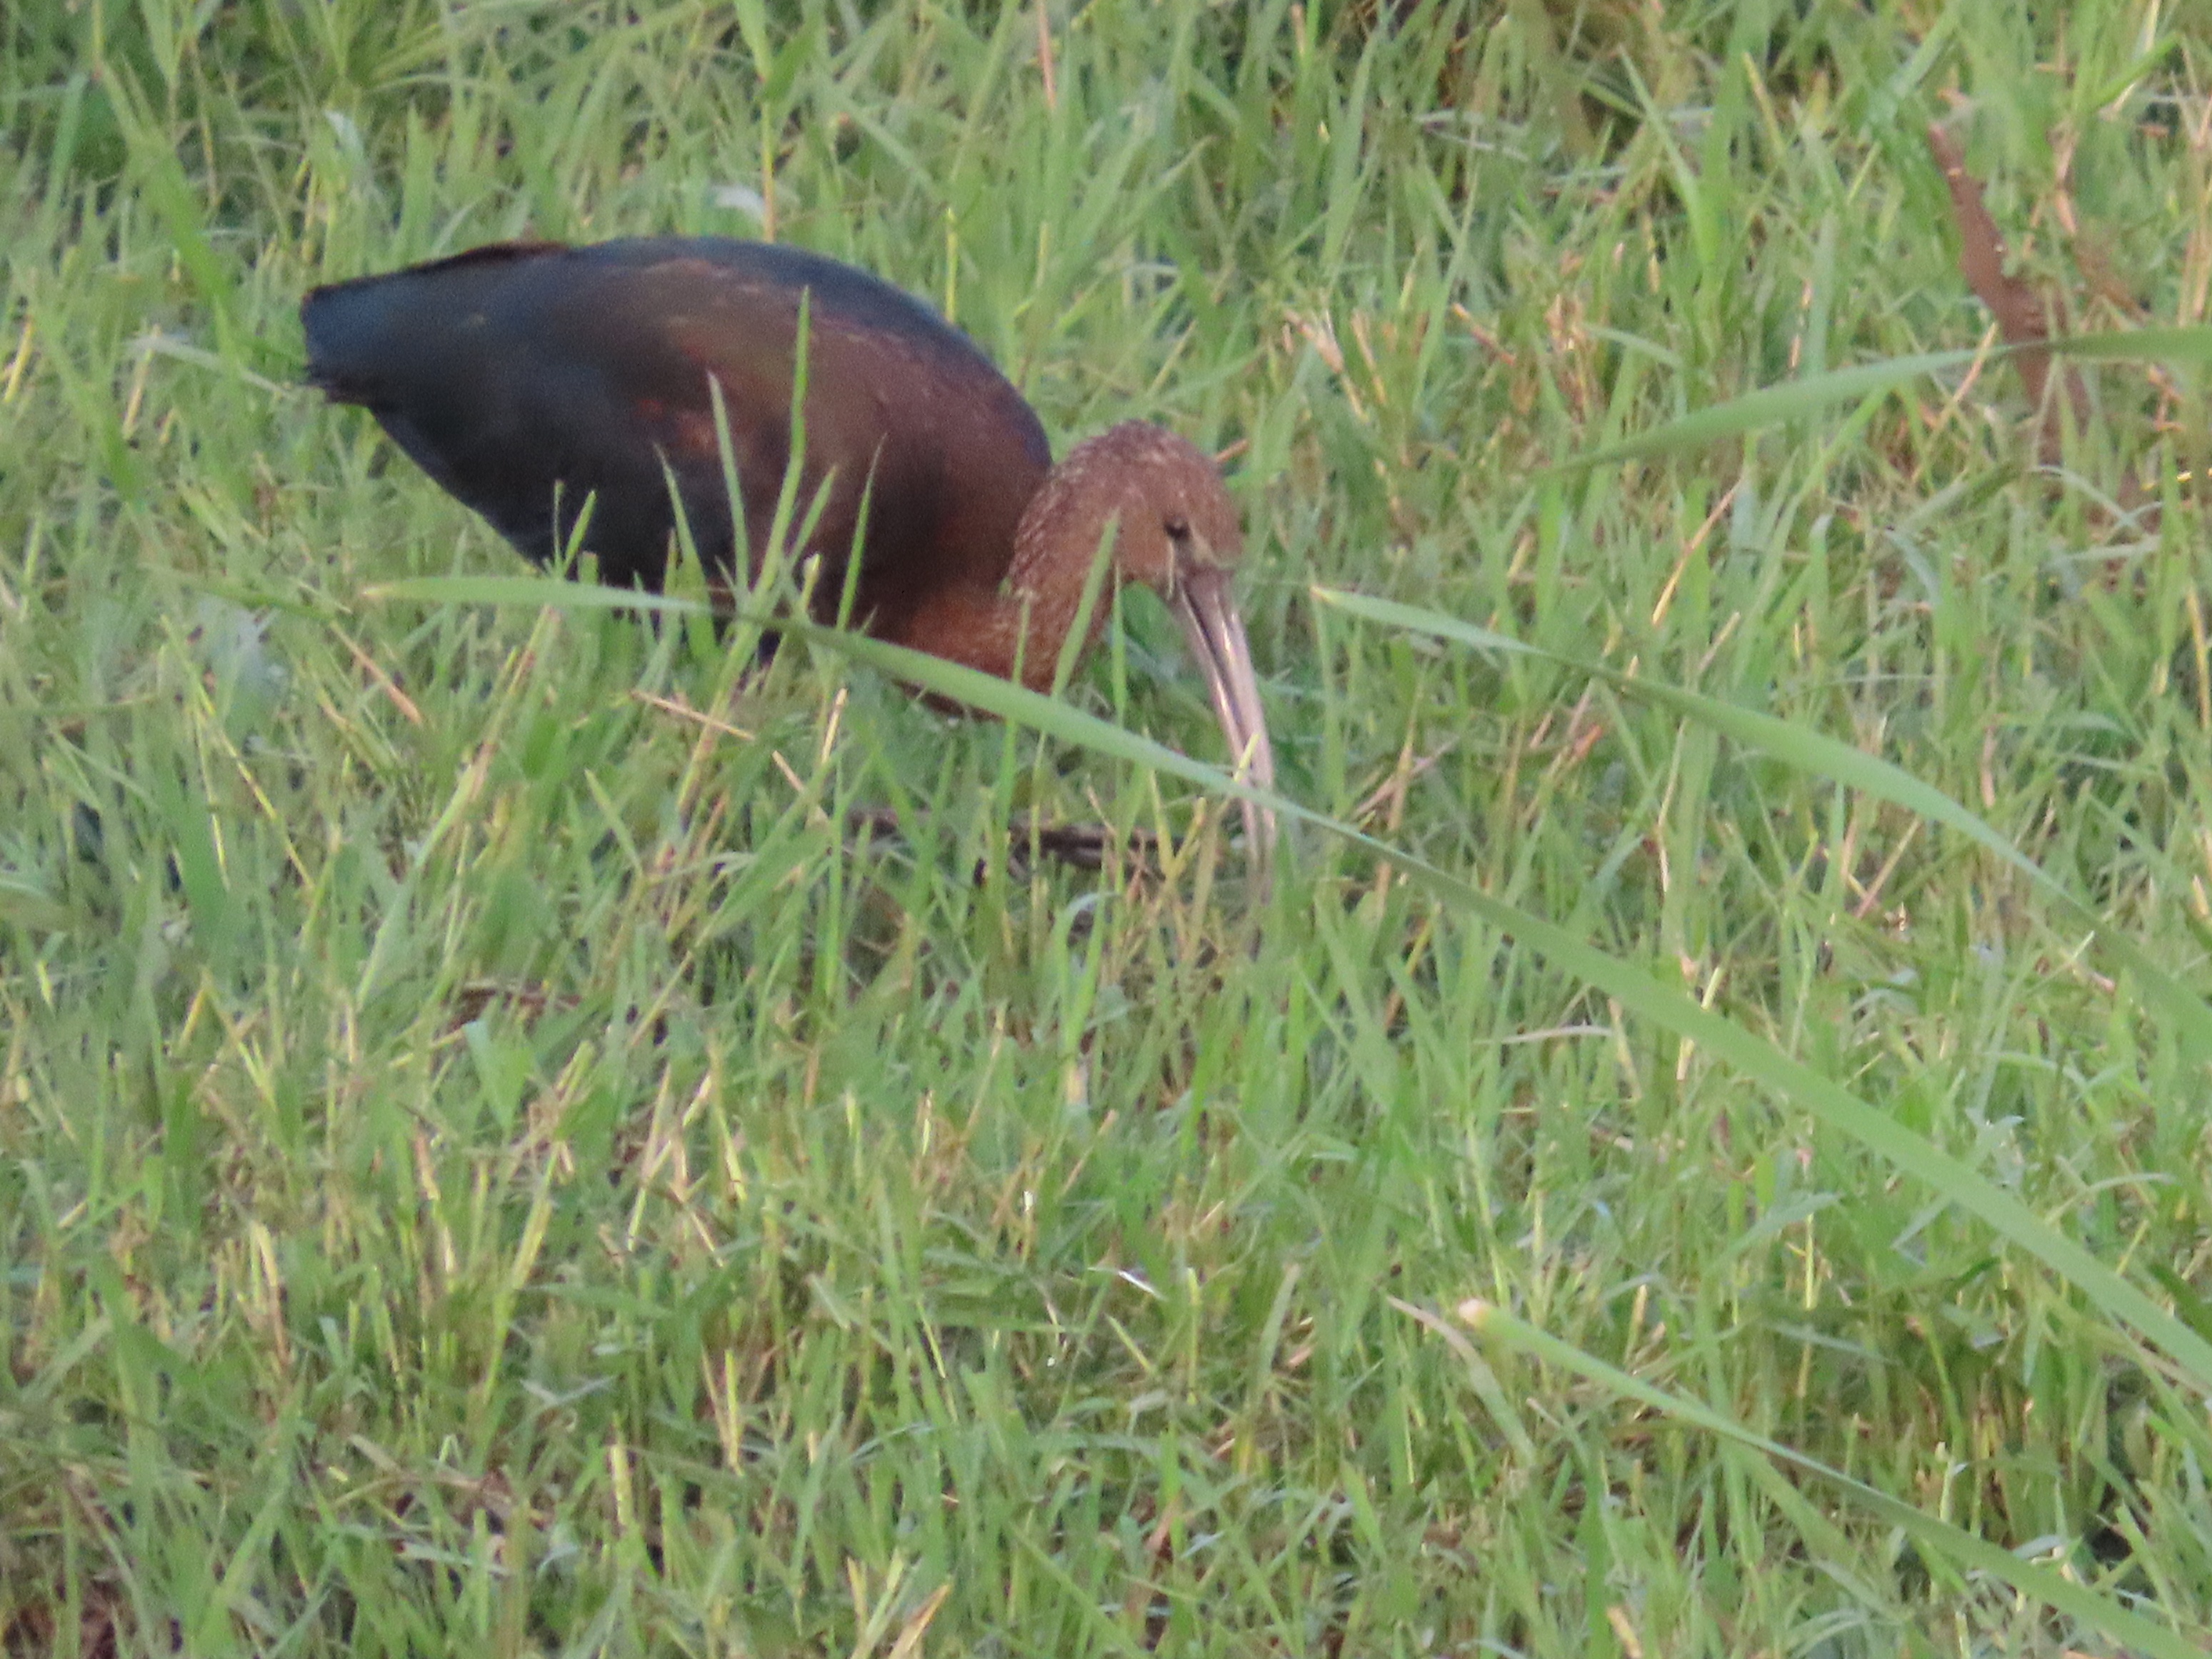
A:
1010;419;1275;856
1068;421;1246;591
1011;420;1246;603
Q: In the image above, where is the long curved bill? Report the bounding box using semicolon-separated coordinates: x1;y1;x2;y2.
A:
1171;563;1278;871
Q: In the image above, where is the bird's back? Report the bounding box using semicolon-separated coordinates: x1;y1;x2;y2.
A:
303;237;1054;611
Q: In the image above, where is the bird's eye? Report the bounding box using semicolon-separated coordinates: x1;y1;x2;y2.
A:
1163;513;1192;542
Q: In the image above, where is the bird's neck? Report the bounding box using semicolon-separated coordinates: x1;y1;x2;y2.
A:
882;463;1128;693
879;559;1115;694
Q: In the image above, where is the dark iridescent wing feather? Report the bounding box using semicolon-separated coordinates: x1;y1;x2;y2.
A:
302;237;1053;608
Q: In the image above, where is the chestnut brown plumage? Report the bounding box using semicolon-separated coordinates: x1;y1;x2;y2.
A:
301;236;1273;856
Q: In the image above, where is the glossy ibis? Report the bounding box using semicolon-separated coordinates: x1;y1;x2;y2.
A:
301;237;1274;857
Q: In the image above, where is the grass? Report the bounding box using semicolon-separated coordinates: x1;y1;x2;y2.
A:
7;0;2212;1652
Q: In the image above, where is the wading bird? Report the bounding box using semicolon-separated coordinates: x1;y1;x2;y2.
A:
301;237;1274;858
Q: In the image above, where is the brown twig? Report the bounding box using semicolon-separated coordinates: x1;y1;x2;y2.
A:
1035;0;1057;111
1926;122;2093;467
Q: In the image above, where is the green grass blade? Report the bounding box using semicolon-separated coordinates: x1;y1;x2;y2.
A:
1548;350;1978;469
361;575;715;616
1460;1300;2206;1659
354;581;2212;1391
768;614;2212;1391
1551;326;2212;471
1313;586;2212;1071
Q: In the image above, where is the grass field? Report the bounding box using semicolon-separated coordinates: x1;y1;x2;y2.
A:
8;0;2212;1653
